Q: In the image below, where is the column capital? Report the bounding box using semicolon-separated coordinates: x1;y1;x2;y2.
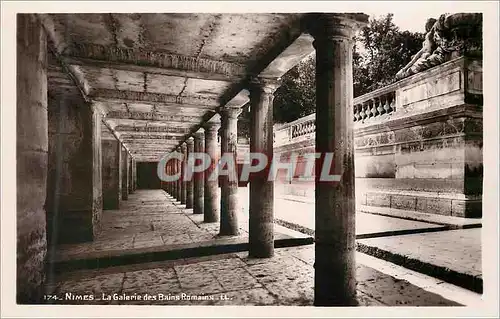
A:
249;76;281;95
194;127;205;138
186;136;194;145
219;107;242;120
307;13;369;43
203;121;221;133
91;102;106;117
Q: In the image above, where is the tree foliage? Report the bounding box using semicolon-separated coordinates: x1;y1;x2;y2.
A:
354;13;424;96
268;13;425;124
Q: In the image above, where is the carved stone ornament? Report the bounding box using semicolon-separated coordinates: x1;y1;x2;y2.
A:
396;13;482;80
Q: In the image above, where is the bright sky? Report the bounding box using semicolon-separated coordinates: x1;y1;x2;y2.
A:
355;3;482;32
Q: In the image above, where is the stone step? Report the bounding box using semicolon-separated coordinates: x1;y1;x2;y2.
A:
47;232;313;274
357;205;482;228
356;241;483;294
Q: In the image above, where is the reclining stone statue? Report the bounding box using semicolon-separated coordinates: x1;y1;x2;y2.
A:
396;13;482;80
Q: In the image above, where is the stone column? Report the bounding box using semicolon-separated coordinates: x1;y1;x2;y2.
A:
16;14;47;303
308;13;368;306
128;155;133;194
180;143;187;204
185;137;195;209
170;159;175;197
165;160;171;195
203;119;221;222
193;128;205;215
219;107;242;236
132;158;137;191
102;137;121;209
170;159;175;195
176;147;182;202
121;145;129;200
248;77;280;258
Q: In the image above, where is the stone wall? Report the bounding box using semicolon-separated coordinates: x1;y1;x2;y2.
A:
16;14;48;303
46;92;102;244
102;138;121;209
354;57;482;218
137;162;162;189
273;56;483;218
121;146;129;200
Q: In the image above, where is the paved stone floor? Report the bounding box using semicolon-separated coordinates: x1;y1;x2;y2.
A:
51;190;308;262
358;228;482;279
240;188;482;283
44;245;462;306
44;188;481;307
238;187;446;235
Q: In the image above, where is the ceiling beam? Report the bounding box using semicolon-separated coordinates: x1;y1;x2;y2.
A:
120;135;183;140
114;125;191;134
64;56;245;83
66;42;247;80
105;111;202;123
90;88;220;108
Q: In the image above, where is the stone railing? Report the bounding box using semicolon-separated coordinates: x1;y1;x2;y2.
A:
273;113;315;146
274;55;482;147
353;85;397;123
272;85;397;147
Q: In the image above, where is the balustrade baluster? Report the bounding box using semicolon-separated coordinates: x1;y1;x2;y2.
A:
383;95;391;114
370;99;377;117
390;93;396;113
377;97;385;115
361;103;368;121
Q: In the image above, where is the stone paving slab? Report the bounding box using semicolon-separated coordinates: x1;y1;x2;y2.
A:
251;190;482;292
50;190;312;264
44;245;461;306
357;228;482;293
237;189;447;237
277;194;482;228
358;205;482;228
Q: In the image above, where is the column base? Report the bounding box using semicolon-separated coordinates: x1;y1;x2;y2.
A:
46;210;96;244
248;243;274;258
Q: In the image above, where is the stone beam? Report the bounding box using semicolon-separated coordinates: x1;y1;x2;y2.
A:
259;33;315;78
224;89;250;108
39;15;91;99
101;119;122;141
123;142;180;148
47;63;78;92
136;160;161;163
105;111;202;123
90;88;220;108
120;135;184;140
125;145;176;150
64;56;244;83
110;124;191;133
66;43;247;80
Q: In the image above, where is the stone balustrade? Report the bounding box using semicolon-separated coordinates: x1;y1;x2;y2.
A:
274;56;483;148
273;113;315;147
272;56;483;218
353;86;396;123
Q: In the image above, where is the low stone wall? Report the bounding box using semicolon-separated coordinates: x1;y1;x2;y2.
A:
273;56;483;218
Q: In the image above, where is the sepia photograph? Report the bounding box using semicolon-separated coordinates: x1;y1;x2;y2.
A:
1;1;499;318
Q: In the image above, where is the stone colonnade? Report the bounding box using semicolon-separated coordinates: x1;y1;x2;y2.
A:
162;13;367;306
17;13;366;306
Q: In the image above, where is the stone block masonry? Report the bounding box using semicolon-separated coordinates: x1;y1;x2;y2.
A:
46;92;102;244
121;146;129;200
16;14;48;303
274;57;483;218
102;138;122;210
353;57;483;218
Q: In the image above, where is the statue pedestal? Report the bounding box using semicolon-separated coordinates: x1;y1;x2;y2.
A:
354;56;483;218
